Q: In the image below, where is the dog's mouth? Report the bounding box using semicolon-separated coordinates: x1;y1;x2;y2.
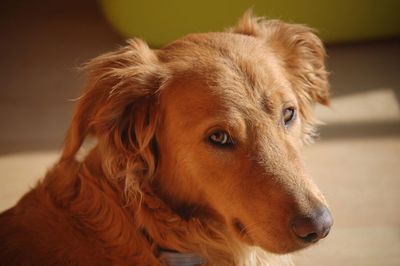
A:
230;216;329;254
231;218;254;244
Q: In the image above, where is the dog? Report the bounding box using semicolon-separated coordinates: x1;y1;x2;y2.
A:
0;12;332;265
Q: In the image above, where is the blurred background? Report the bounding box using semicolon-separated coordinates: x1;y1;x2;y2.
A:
1;0;399;265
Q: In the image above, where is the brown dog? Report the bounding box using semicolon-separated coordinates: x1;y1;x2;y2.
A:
0;12;332;265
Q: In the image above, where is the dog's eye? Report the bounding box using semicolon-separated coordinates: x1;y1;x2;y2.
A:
208;131;234;147
283;107;296;127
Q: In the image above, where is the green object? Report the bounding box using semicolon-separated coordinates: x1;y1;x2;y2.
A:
100;0;400;47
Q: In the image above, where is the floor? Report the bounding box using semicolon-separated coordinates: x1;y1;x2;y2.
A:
1;1;399;265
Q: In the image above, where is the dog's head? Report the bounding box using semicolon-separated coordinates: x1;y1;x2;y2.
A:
62;13;332;254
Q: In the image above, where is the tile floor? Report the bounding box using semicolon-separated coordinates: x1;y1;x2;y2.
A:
1;1;399;265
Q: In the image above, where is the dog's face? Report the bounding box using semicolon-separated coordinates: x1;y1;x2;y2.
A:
156;30;330;253
64;14;332;255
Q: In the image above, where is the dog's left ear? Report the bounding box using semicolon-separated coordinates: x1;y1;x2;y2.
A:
232;12;330;106
61;39;167;191
268;21;330;106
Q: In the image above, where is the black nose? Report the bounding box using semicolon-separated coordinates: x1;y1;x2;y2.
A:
292;207;333;243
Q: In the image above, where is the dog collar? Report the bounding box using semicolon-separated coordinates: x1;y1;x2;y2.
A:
160;251;206;266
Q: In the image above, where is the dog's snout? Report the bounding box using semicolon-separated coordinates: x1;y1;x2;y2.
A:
292;207;333;243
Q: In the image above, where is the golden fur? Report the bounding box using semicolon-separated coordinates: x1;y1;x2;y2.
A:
0;12;330;265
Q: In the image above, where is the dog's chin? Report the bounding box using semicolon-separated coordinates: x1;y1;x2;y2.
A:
230;219;309;254
257;240;309;255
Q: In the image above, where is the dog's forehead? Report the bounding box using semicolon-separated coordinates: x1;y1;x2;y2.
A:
161;32;294;114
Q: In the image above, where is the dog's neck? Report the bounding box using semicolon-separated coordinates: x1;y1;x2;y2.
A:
159;250;206;266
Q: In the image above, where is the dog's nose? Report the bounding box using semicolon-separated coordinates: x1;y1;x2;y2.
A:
292;207;333;243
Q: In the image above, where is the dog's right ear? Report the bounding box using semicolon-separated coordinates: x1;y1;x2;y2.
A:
232;11;330;142
232;11;330;106
61;39;166;167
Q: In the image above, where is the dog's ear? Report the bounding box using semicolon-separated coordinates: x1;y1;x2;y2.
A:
267;21;330;106
232;12;330;106
232;12;330;141
61;39;166;184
